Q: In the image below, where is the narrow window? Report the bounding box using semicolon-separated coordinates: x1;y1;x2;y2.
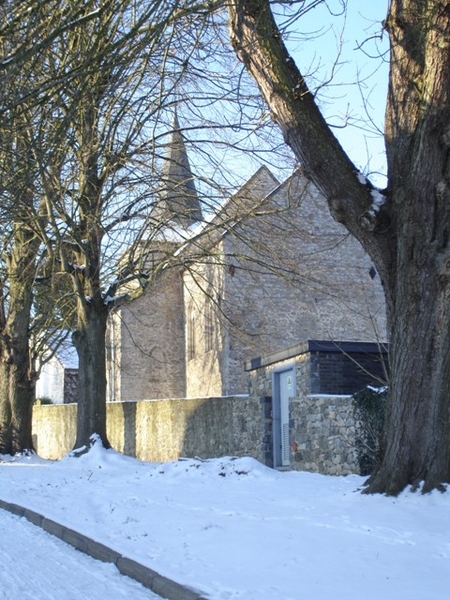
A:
205;300;214;352
187;306;196;360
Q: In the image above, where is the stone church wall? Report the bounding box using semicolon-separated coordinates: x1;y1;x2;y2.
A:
108;267;186;402
194;173;387;397
183;250;227;398
107;168;387;404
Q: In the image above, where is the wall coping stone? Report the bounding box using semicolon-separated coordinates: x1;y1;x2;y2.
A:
307;394;352;398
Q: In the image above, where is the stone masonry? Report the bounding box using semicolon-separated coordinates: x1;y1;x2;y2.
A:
247;340;388;475
108;165;387;402
32;396;268;464
290;394;358;475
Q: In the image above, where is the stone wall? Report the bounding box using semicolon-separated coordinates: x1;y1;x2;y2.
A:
246;340;388;475
183;250;227;398
213;174;387;396
290;394;358;475
32;404;78;457
109;167;387;403
33;338;384;476
31;393;361;476
109;265;187;402
32;396;266;463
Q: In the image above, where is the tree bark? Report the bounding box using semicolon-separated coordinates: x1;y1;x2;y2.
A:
72;296;110;452
227;0;450;493
366;0;450;494
7;348;35;453
0;360;12;452
0;224;38;454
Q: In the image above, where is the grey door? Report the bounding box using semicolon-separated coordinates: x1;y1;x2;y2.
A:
273;368;294;467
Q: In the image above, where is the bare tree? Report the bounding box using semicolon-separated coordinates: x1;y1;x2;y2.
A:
32;0;268;453
0;1;53;453
227;0;450;494
33;0;187;452
1;0;284;455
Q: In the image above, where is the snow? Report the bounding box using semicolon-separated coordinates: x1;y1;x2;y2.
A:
357;172;368;186
103;293;126;306
0;511;158;600
1;445;449;600
366;385;388;394
356;170;386;215
370;187;386;212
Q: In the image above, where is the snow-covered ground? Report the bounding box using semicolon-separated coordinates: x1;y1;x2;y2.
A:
0;510;159;600
1;442;449;600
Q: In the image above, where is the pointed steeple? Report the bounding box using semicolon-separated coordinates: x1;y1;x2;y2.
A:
157;111;202;228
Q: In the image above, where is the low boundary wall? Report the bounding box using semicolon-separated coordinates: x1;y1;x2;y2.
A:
32;394;362;476
32;396;266;462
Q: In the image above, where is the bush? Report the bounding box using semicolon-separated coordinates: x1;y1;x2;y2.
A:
353;386;387;476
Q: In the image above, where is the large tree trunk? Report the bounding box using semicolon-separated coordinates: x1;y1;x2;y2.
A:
0;224;38;455
72;296;110;452
0;321;35;457
365;0;450;493
227;0;450;493
63;40;111;453
7;347;35;453
369;253;450;493
0;360;12;452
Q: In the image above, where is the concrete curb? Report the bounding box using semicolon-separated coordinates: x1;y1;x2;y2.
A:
0;499;209;600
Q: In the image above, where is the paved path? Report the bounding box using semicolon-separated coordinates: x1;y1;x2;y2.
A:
0;510;160;600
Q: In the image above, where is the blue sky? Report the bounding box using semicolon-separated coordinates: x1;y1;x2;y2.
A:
284;0;390;187
169;2;390;198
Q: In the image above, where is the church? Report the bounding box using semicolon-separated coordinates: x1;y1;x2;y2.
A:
106;117;387;403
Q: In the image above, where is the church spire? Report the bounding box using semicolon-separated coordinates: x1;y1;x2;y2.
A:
157;111;203;228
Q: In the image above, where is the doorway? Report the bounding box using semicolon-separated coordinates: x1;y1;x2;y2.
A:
273;367;295;468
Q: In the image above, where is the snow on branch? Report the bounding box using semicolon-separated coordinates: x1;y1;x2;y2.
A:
357;171;387;231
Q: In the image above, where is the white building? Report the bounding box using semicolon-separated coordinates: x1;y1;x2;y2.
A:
35;338;78;404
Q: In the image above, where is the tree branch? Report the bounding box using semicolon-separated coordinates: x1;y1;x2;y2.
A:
226;0;395;301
